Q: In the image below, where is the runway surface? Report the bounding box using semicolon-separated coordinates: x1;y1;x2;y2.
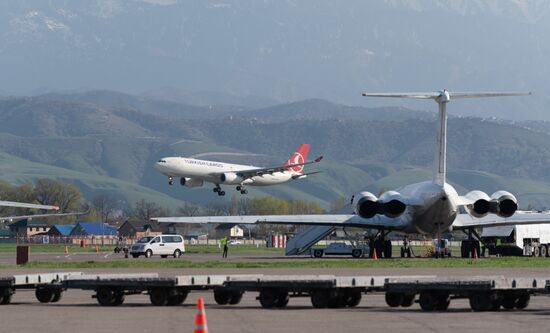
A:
1;284;550;333
2;252;550;332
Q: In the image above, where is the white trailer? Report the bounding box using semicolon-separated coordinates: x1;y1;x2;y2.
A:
2;272;550;312
481;222;550;257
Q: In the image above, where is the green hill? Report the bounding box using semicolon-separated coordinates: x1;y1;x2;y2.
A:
2;91;550;210
0;151;186;210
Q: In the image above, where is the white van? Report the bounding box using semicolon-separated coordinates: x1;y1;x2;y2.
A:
130;234;185;258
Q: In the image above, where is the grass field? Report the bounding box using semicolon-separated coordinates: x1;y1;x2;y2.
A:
0;244;437;255
0;244;285;255
0;244;118;253
3;257;550;270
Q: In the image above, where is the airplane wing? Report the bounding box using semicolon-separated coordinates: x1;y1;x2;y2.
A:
212;156;323;179
291;171;322;179
152;214;409;230
0;211;87;223
0;201;59;210
453;211;550;229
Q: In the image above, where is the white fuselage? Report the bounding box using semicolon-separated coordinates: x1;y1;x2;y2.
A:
155;157;300;186
384;180;460;235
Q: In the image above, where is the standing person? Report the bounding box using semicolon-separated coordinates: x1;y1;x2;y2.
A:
221;236;229;258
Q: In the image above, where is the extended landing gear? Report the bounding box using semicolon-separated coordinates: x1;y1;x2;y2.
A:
168;176;174;186
461;228;482;258
369;231;392;259
213;185;225;196
236;185;248;195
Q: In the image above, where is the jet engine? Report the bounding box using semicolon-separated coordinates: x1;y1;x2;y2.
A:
378;191;407;218
220;172;240;184
491;191;518;218
465;190;518;218
354;191;378;219
180;177;204;187
354;191;407;219
464;190;492;218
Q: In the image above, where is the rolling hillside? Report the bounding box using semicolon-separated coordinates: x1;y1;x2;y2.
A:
1;91;550;210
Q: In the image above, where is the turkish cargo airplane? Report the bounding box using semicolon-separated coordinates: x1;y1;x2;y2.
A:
154;90;550;258
155;144;323;196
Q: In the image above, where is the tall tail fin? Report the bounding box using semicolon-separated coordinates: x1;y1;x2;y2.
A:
362;90;530;186
285;144;310;174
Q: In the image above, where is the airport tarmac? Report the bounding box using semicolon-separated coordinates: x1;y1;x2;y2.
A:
1;282;550;333
0;251;295;265
2;252;550;332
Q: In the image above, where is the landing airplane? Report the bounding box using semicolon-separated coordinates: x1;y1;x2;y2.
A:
153;90;550;258
155;144;323;196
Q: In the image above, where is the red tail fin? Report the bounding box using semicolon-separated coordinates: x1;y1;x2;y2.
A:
285;144;310;174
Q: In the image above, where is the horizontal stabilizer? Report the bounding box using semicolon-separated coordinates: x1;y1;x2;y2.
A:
450;91;531;99
362;92;440;99
362;90;531;102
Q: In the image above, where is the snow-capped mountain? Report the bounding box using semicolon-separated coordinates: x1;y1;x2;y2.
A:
1;0;548;119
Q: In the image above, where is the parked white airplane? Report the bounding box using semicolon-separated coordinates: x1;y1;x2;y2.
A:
155;144;323;196
0;201;58;211
153;90;550;258
0;200;75;223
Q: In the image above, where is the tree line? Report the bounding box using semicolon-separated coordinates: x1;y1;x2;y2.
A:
0;179;336;230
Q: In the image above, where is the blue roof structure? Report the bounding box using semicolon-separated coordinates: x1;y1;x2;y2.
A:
70;222;117;236
48;225;75;236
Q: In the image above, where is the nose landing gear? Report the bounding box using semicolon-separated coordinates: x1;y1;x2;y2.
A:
168;176;174;186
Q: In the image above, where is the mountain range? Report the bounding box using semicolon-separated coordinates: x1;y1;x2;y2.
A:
1;90;550;211
0;0;548;119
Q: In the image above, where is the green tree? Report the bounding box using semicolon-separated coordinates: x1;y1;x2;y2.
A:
34;178;81;212
91;194;117;223
132;199;169;221
249;196;290;215
330;196;347;213
177;203;200;217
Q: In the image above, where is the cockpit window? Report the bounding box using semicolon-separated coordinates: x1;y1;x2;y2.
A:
158;159;167;163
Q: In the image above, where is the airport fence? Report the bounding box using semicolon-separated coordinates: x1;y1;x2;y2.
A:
0;235;461;249
0;235;268;248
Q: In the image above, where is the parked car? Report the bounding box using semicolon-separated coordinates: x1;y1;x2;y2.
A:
310;242;368;258
130;235;185;258
228;239;242;245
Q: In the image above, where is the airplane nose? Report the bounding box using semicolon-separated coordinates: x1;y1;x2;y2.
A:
155;159;168;173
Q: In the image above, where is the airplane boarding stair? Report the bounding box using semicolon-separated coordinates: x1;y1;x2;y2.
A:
285;225;336;255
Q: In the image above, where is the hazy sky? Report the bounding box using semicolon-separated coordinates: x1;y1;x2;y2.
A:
0;0;548;119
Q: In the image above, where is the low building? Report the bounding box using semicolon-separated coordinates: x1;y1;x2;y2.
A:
48;225;75;237
70;222;117;238
0;229;12;241
183;230;209;242
118;220;163;239
8;219;50;236
163;223;208;240
215;224;244;239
